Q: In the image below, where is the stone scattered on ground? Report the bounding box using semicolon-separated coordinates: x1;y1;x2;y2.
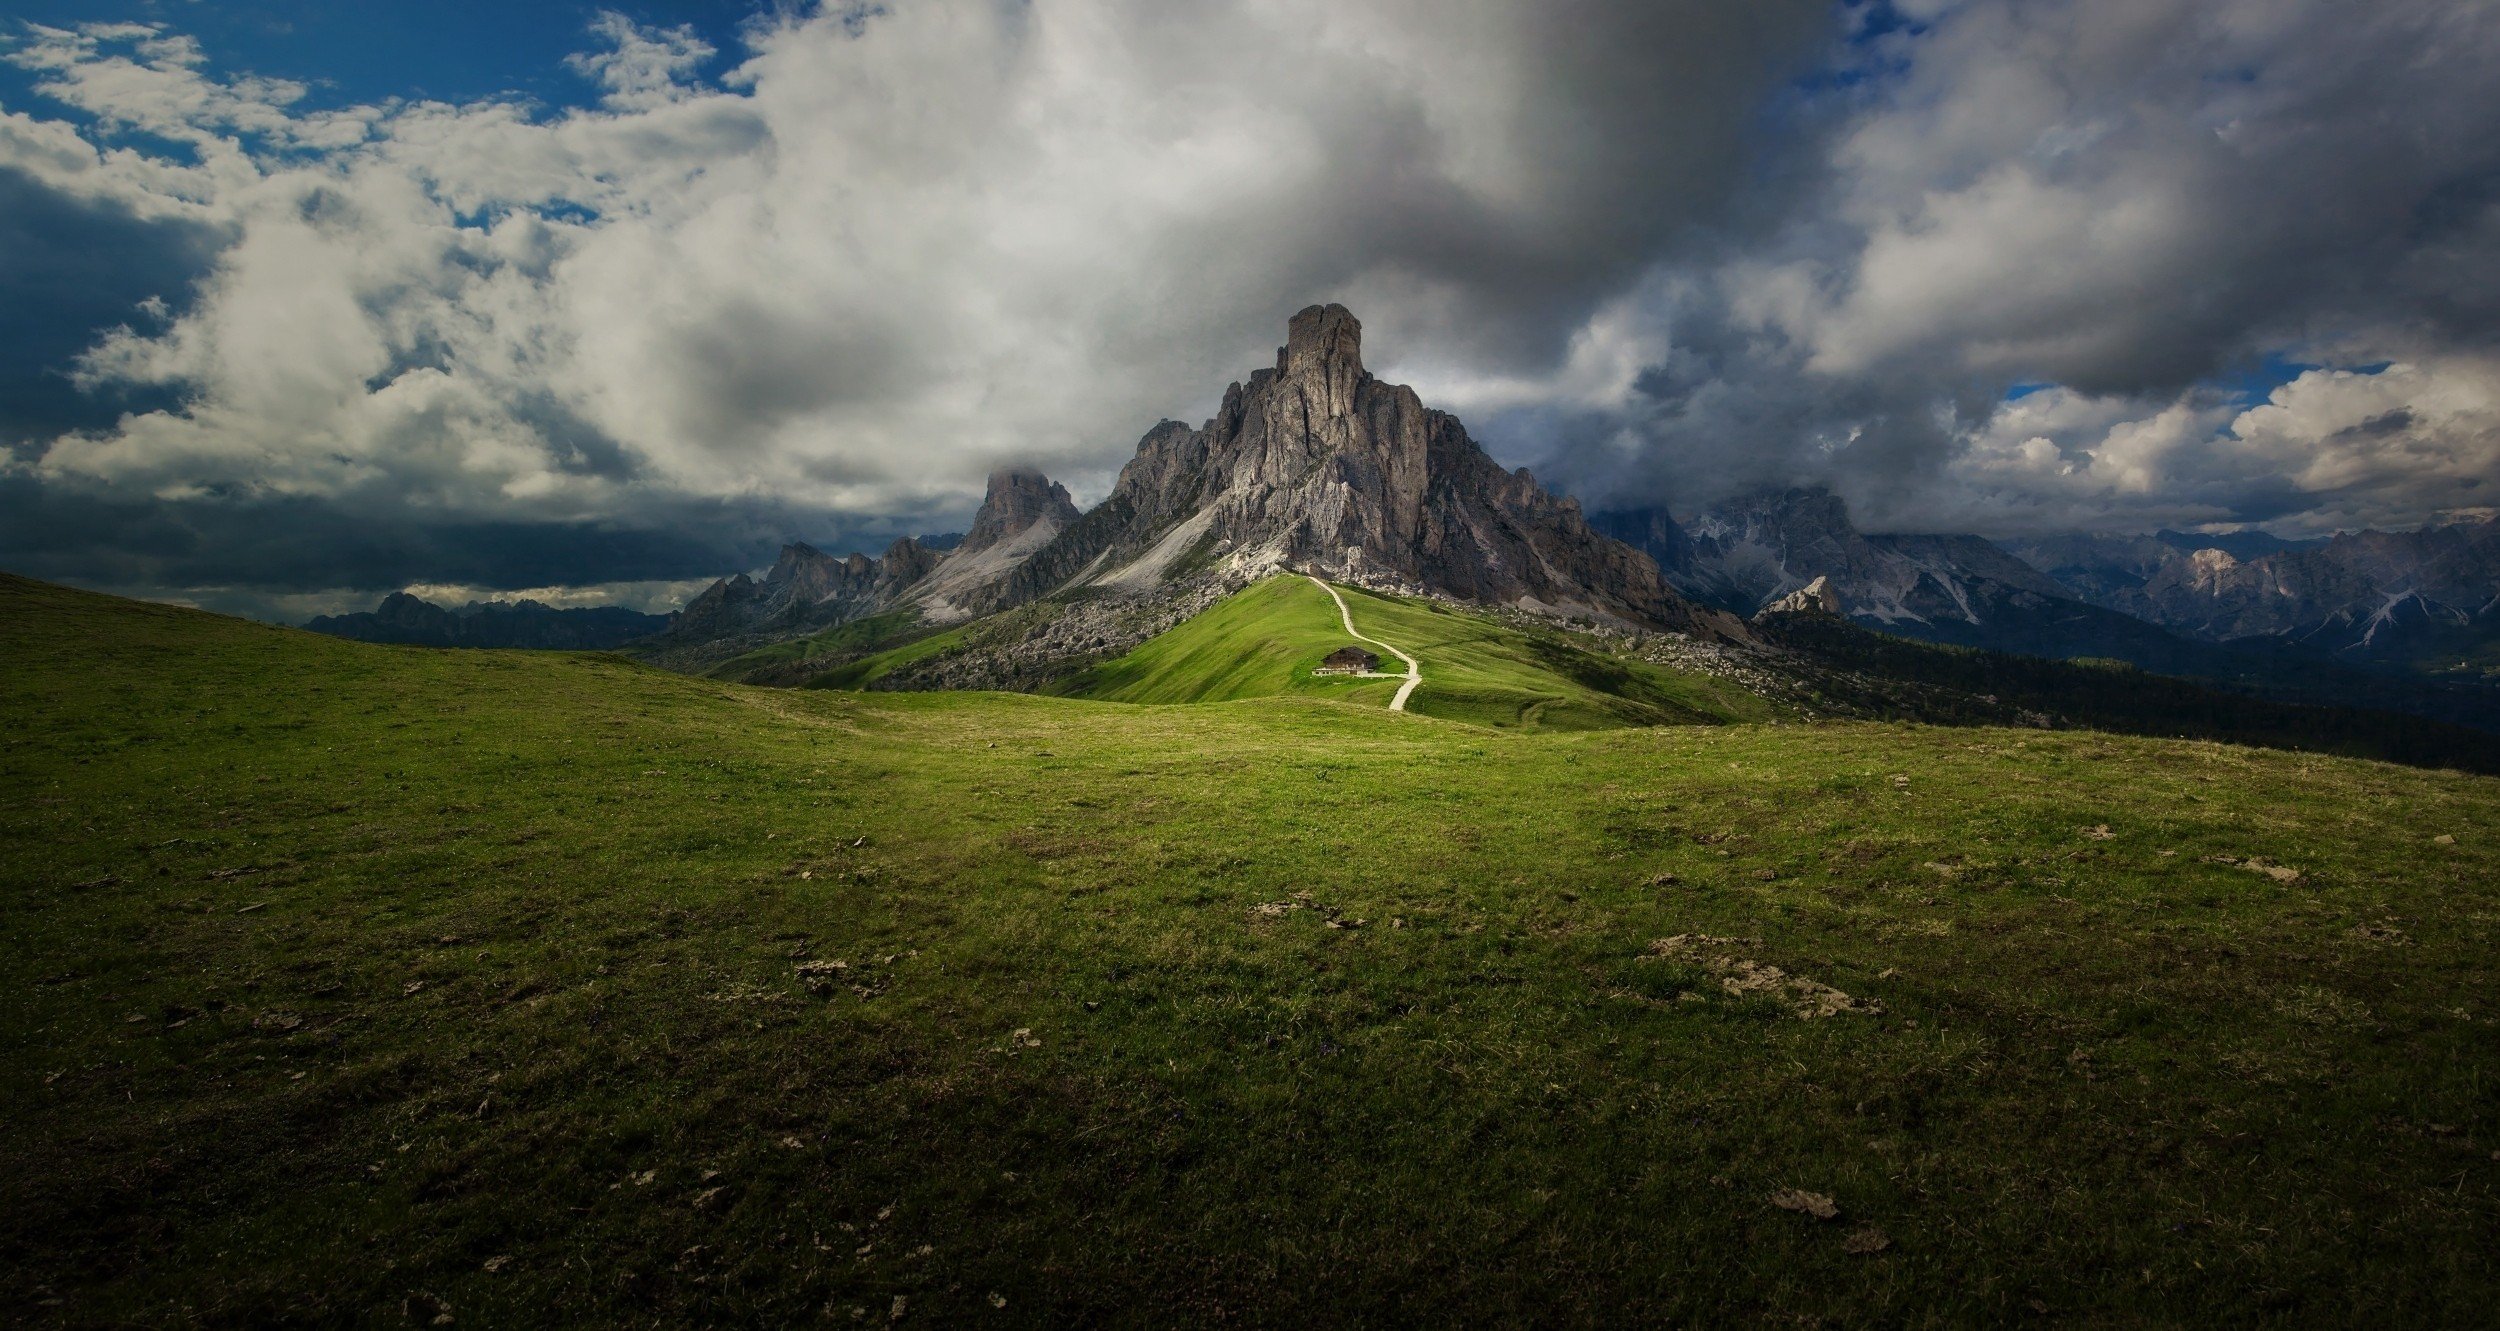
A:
1249;891;1366;929
795;958;886;999
1647;935;1882;1018
1770;1188;1840;1220
2206;854;2302;883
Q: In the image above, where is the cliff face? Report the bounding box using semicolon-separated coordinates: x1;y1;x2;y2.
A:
654;303;1754;664
2007;517;2500;660
971;304;1735;637
898;468;1085;621
1629;487;2069;623
651;538;923;656
959;469;1081;555
1584;485;2253;674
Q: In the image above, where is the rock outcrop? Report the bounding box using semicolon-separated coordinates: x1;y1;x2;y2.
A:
960;468;1081;554
899;467;1086;621
1759;575;1842;618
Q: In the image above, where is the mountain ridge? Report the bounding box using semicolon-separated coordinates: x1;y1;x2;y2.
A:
304;592;668;650
2004;518;2500;670
951;304;1741;639
648;304;1747;679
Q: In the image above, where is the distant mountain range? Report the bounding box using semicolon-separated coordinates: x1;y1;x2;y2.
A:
2005;520;2500;671
298;303;2497;742
304;593;668;650
1589;485;2497;682
1586;487;2499;728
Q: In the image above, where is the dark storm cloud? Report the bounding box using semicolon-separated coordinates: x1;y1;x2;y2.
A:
0;469;957;590
0;165;221;446
4;0;2499;612
1499;0;2500;536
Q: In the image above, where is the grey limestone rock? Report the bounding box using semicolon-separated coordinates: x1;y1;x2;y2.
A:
967;304;1738;638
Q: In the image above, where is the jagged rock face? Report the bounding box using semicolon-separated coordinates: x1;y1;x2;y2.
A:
652;540;896;651
1587;507;1697;580
1587;485;2283;673
653;465;1094;653
974;304;1732;637
877;537;943;596
767;542;881;610
1759;575;1842;618
900;469;1085;620
2008;517;2500;658
961;468;1081;555
1623;486;2067;625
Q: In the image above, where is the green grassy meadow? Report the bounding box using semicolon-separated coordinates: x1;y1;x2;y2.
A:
701;611;938;684
6;571;2499;1326
1055;575;1775;730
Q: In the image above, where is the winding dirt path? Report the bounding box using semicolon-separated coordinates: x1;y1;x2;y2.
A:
1307;575;1422;711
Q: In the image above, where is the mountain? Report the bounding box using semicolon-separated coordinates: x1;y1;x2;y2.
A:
2003;518;2500;674
1590;486;2192;669
901;467;1083;621
963;304;1738;637
651;304;1746;682
1590;487;2500;731
303;592;668;650
639;469;1088;673
631;305;2490;738
1596;487;2071;622
628;535;934;673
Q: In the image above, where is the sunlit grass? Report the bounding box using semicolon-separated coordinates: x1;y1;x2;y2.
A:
4;572;2496;1325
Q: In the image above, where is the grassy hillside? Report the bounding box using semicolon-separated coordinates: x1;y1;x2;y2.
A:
699;609;937;686
1048;576;1400;706
6;572;2499;1325
1054;574;1776;729
803;618;981;689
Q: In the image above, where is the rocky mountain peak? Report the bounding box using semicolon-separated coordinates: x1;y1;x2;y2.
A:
962;468;1082;554
1760;575;1843;618
878;536;943;592
1278;302;1364;381
958;304;1738;639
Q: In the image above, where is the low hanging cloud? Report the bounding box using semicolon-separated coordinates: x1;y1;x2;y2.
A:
1;0;2497;615
1510;0;2500;537
0;1;1829;610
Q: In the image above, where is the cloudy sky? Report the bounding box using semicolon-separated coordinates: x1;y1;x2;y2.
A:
4;0;2497;618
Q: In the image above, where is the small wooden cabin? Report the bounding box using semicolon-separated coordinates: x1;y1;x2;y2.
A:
1314;645;1381;675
